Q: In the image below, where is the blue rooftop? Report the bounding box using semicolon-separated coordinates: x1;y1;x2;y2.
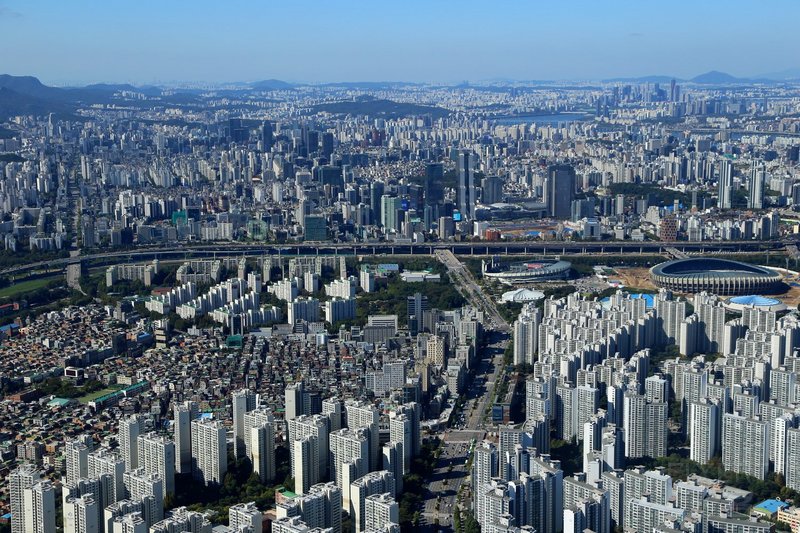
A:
729;295;780;307
754;499;788;514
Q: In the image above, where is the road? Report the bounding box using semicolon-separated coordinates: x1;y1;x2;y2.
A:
0;239;788;278
417;252;514;532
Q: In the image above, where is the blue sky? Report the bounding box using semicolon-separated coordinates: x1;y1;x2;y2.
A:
0;0;797;85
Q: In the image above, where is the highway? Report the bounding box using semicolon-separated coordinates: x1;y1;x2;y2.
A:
0;239;788;278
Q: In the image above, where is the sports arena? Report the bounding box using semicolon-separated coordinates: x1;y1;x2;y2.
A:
483;259;571;283
650;258;783;296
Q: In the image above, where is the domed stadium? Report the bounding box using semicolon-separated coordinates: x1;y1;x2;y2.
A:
483;259;571;283
650;258;783;296
725;295;787;312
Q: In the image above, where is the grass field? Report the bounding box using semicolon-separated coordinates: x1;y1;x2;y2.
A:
0;276;61;299
78;387;121;404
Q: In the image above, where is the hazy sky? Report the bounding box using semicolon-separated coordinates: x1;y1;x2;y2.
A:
1;0;798;85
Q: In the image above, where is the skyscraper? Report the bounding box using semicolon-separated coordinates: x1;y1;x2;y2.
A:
118;415;144;471
406;292;429;337
23;481;56;533
330;428;370;490
546;164;576;220
722;412;769;479
425;162;444;204
748;160;765;209
63;495;98;533
173;401;197;475
10;464;42;533
345;400;381;471
718;159;733;209
65;438;92;486
232;389;257;459
688;399;720;465
481;176;504;205
136;432;175;498
245;407;275;483
190;419;227;486
288;414;330;492
458;150;476;220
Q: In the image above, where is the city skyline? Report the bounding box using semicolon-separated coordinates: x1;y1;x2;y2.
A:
1;0;799;85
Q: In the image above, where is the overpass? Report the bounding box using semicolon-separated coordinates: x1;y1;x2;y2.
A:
0;239;788;278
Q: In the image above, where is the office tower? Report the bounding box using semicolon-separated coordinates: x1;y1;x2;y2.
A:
245;407;275;483
298;482;342;533
136;432;175;498
321;132;334;158
514;306;541;366
286;382;305;421
65;438;92;485
190;419;227;486
88;448;126;506
123;469;164;526
345;400;381;471
688;399;720;465
111;512;147;533
229;502;262;533
232;389;257;459
23;481;56;533
380;195;402;232
457;150;477;220
722;413;769;479
303;215;327;241
10;464;42;533
370;181;385;224
425;162;444;204
427;335;446;367
288;414;330;493
406;292;429;337
173;401;197;475
482;176;504;205
330;427;370;490
623;393;668;459
118;415;144;471
748;160;766;209
262;121;274;150
349;471;396;533
364;493;399;533
718;159;733;209
546;164;576;219
63;495;98;533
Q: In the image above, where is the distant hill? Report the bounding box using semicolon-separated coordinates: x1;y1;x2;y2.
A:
0;74;70;101
690;71;742;84
0;87;75;119
312;96;449;119
250;79;294;91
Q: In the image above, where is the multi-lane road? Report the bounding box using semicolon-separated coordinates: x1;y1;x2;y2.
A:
0;239;788;278
417;253;514;532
